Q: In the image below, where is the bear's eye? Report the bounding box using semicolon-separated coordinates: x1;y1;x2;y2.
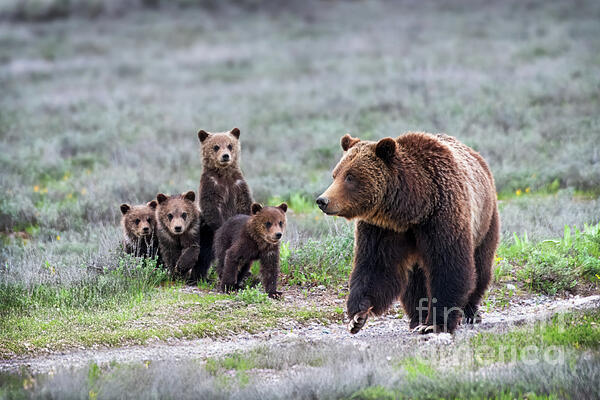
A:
265;222;272;229
213;145;220;152
181;212;187;220
135;219;141;225
227;144;233;151
167;213;173;221
345;174;354;183
279;221;283;227
147;218;152;223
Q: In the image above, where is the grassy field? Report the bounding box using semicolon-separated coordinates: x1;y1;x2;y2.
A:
1;0;600;398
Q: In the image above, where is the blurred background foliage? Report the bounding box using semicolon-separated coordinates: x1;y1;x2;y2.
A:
0;0;599;289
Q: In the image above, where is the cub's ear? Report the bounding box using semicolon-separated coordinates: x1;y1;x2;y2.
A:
341;133;360;151
156;193;168;204
183;190;196;203
198;130;210;142
120;204;131;215
251;203;263;215
147;200;158;210
375;137;397;163
230;128;241;139
278;203;288;213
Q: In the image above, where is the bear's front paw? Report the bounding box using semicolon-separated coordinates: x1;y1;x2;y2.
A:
412;324;437;334
347;307;373;334
268;291;283;300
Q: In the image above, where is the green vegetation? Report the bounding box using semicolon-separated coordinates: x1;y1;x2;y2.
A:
1;309;598;399
495;224;600;295
1;0;600;398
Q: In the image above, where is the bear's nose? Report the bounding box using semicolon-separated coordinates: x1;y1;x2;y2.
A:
275;232;282;239
221;154;230;161
316;197;329;211
174;226;182;233
142;227;150;233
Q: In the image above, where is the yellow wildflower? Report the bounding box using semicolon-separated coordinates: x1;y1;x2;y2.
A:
515;189;522;196
66;193;73;199
81;188;87;195
42;187;48;194
33;185;39;192
56;235;61;241
525;187;531;193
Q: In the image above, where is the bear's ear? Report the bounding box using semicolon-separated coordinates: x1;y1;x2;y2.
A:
120;204;131;215
375;138;397;163
147;200;158;210
198;130;210;142
183;190;195;203
278;203;288;213
341;134;360;151
230;128;241;139
251;203;263;215
156;193;168;204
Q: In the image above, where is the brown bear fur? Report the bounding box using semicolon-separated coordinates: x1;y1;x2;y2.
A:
196;128;253;278
214;203;287;298
120;200;160;260
155;191;204;280
317;132;500;334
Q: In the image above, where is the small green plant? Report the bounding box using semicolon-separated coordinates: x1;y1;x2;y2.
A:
234;285;269;304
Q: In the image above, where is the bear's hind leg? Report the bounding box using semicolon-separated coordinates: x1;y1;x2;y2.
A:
400;265;428;329
236;262;252;289
464;208;499;324
416;222;475;334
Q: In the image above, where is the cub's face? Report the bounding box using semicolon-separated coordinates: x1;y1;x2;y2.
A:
198;128;241;169
156;191;199;236
316;134;396;220
250;203;287;244
120;201;158;238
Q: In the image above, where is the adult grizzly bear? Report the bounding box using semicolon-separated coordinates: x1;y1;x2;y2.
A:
316;132;499;334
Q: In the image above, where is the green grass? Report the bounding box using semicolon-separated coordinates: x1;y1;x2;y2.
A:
471;308;600;361
495;223;600;294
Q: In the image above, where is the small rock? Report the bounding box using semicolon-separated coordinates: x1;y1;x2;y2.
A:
506;284;516;291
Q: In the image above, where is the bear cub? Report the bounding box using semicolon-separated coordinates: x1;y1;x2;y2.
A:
120;200;160;260
214;203;287;299
156;191;203;280
196;128;253;278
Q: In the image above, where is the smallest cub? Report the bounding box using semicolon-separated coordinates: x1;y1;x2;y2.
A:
120;200;160;260
214;203;287;298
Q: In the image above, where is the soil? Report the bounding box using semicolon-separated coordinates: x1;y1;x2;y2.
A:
1;290;598;374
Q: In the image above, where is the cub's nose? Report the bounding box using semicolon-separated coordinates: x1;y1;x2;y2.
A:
316;197;329;211
275;232;282;239
142;227;150;233
174;226;182;233
221;154;230;162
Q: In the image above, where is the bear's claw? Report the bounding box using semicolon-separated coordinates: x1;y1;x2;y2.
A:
347;307;373;334
412;324;436;334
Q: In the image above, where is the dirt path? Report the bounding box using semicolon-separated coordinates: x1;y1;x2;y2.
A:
1;294;598;374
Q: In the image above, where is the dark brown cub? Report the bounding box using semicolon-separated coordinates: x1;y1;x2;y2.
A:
214;203;287;298
156;191;205;281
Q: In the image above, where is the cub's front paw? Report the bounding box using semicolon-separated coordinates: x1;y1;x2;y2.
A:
268;291;283;300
